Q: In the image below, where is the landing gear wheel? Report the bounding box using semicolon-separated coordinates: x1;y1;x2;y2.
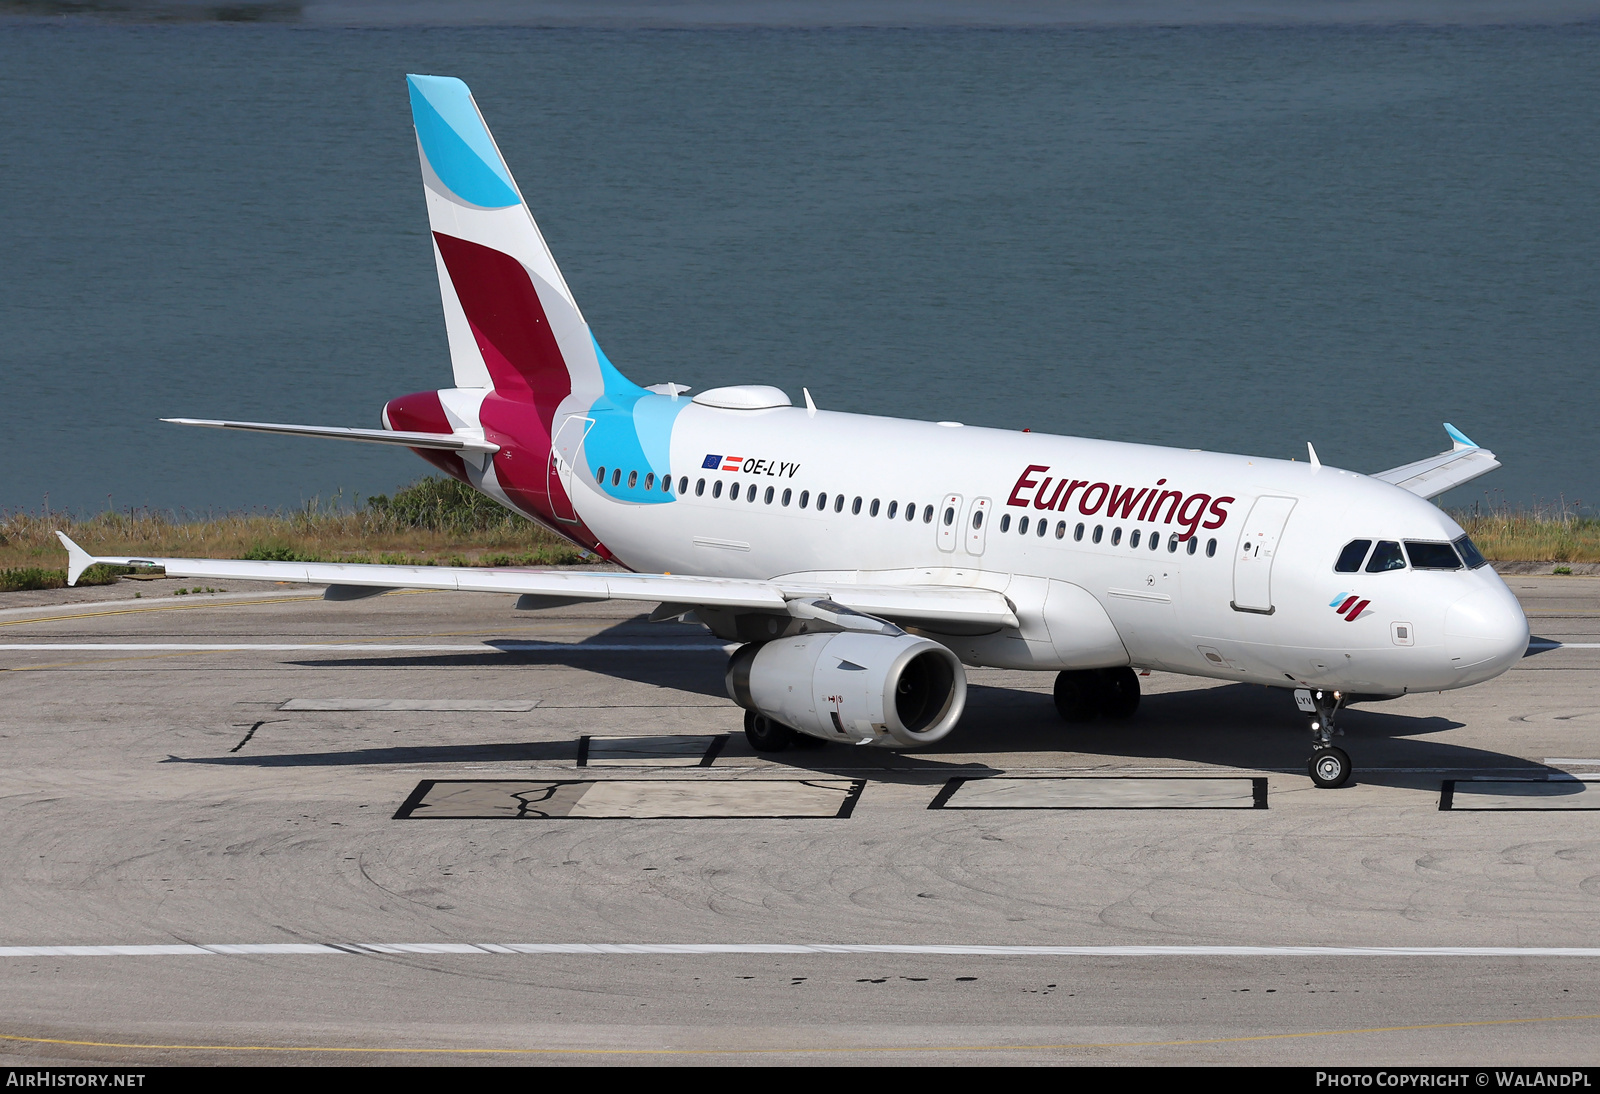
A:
1097;667;1141;720
1053;670;1103;723
1308;746;1351;789
744;709;796;753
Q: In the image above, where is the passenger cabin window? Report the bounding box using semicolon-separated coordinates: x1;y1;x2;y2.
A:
1091;525;1102;544
1055;521;1065;539
1186;536;1198;555
870;499;880;517
1036;518;1047;537
922;505;934;523
729;481;740;499
595;466;606;483
835;495;845;513
695;478;705;496
973;510;984;529
817;493;828;511
1206;538;1217;557
1130;529;1141;548
887;501;899;520
853;497;863;515
1074;523;1085;542
1405;541;1463;570
1335;540;1371;572
765;486;775;504
644;473;654;490
612;469;621;487
1150;533;1160;551
999;513;1011;533
1366;540;1405;572
907;504;917;522
1453;534;1488;569
712;481;724;499
944;506;955;526
749;486;758;503
1019;516;1031;535
1168;533;1179;553
663;475;672;493
1111;527;1122;546
799;491;810;508
679;476;689;494
782;488;792;506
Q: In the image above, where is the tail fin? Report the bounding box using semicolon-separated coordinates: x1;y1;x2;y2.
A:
407;74;628;411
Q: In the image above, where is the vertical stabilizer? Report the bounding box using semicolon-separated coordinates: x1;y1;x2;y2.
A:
407;74;610;410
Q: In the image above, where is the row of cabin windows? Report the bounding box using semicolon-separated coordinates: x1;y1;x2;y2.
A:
997;512;1218;557
701;477;936;522
592;466;1219;558
1334;536;1487;573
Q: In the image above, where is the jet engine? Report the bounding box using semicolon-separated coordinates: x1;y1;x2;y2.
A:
725;632;967;747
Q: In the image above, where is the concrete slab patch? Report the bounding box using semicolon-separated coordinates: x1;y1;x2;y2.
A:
279;698;539;712
395;778;864;819
1440;779;1600;811
577;734;728;767
929;776;1268;810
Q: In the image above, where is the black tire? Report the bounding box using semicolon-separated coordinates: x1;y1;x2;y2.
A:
1308;746;1351;789
744;709;796;753
1097;667;1141;720
1053;670;1102;723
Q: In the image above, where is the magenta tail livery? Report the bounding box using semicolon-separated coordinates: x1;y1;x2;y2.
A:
70;75;1529;788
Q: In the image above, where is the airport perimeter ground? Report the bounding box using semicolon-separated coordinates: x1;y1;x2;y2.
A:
0;575;1597;1066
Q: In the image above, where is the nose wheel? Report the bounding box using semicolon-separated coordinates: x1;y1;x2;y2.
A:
1296;687;1352;788
1309;745;1351;788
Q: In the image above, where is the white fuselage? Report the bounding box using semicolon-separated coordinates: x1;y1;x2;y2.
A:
532;399;1529;698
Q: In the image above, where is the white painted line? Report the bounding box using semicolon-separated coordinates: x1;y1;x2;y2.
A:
279;699;539;712
0;642;722;653
4;943;1600;958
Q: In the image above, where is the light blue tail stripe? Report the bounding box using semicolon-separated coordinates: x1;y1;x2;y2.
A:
407;75;519;209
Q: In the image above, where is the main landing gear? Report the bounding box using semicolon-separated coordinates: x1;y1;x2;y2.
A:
1298;687;1352;789
1053;667;1141;723
742;710;826;753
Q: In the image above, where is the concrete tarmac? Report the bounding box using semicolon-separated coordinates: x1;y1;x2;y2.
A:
0;575;1597;1065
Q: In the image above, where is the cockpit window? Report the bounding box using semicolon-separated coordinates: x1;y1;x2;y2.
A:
1335;540;1371;573
1453;534;1488;569
1405;541;1463;570
1365;540;1406;573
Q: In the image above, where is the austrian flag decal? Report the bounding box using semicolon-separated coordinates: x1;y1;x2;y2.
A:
1330;594;1371;622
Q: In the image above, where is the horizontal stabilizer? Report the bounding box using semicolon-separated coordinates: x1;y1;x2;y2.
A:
53;535;1019;632
163;418;499;454
1372;424;1500;501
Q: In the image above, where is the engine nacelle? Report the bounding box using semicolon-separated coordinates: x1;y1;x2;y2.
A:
726;632;967;747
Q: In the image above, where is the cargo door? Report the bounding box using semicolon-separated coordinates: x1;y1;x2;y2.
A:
1231;495;1297;614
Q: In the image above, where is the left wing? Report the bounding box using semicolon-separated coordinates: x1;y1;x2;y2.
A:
1371;423;1500;501
55;533;1018;633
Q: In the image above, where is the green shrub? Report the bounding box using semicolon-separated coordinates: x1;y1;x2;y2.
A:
365;477;530;534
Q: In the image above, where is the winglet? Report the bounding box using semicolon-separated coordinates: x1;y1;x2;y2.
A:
55;531;94;587
1443;423;1477;451
1307;442;1321;469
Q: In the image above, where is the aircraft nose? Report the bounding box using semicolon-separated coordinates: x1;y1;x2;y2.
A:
1444;585;1530;683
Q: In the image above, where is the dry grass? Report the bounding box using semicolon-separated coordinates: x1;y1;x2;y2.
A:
0;479;589;582
1452;509;1600;563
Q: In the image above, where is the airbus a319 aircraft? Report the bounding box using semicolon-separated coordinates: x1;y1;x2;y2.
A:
59;75;1530;789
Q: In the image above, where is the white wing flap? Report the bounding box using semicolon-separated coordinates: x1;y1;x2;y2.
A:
163;418;499;454
1372;446;1500;500
53;534;1019;629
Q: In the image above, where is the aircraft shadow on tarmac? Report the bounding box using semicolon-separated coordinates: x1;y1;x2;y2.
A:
179;615;1553;788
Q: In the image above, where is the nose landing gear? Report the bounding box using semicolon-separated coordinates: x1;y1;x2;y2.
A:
1296;687;1351;788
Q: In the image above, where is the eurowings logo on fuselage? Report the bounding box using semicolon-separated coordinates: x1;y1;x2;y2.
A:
1330;594;1371;622
1006;465;1235;542
702;455;801;478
